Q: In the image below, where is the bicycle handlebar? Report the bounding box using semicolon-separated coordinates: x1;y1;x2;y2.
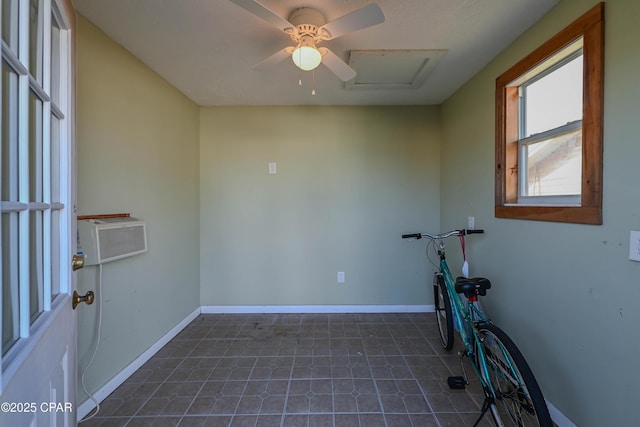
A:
402;229;484;240
401;233;423;239
465;229;484;235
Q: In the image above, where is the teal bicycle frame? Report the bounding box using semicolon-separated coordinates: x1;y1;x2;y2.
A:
436;240;531;426
405;229;552;426
438;258;496;391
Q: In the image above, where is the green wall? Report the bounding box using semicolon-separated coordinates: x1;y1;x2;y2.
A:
440;0;639;425
76;16;201;402
199;106;441;307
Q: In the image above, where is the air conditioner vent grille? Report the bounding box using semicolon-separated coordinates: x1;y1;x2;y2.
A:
98;225;146;262
78;218;148;265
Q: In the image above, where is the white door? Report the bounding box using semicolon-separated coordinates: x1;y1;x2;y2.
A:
1;0;77;426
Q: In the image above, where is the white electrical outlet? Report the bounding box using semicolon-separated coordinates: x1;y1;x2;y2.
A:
268;162;277;174
468;216;475;230
337;272;345;283
629;231;640;262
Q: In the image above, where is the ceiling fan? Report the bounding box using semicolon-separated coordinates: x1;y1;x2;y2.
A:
229;0;385;81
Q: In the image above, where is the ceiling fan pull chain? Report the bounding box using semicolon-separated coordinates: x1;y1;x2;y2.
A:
312;70;316;96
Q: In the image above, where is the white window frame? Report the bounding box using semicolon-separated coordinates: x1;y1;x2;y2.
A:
515;43;583;206
517;120;582;206
1;0;72;392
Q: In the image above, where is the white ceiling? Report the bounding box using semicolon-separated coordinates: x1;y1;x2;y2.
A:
74;0;560;106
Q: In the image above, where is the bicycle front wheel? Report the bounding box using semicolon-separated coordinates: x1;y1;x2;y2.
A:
477;324;552;427
433;274;453;350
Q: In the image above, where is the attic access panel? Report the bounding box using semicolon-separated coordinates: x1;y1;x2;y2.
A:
345;49;447;89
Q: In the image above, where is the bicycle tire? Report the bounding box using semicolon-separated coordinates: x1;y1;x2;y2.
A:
477;323;552;427
433;274;454;350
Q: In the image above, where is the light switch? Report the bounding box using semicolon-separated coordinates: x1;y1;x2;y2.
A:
268;162;277;174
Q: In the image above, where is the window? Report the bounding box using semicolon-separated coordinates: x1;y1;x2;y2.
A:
495;3;604;224
1;0;70;368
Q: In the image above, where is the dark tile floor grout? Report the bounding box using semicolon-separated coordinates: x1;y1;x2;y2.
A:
79;312;495;427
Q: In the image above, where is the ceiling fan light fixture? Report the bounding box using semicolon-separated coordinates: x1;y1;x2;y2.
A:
292;45;322;71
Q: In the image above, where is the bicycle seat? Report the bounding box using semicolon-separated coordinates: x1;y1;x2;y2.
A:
455;277;491;298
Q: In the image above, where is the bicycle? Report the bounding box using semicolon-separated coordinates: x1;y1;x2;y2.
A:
402;229;552;427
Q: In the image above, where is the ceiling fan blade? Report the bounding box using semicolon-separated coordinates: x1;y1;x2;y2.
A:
319;3;385;40
321;49;357;82
229;0;293;31
252;48;292;71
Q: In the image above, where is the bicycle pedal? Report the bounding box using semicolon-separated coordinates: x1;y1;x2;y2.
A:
447;376;467;390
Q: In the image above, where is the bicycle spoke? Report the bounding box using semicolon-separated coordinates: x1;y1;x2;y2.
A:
478;324;551;426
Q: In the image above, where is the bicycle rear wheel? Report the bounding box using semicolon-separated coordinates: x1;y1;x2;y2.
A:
433;273;453;350
477;324;552;426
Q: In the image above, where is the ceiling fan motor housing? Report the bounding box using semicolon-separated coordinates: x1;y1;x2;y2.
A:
285;8;330;43
288;7;326;28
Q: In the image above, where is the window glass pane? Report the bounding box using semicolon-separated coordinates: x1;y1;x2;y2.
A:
30;210;44;323
29;0;44;84
2;212;20;355
2;62;19;201
525;128;582;196
1;0;20;55
524;54;583;137
50;13;61;106
29;90;43;202
50;209;60;300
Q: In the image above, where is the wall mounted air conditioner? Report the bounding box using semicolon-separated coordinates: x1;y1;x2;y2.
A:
78;217;147;265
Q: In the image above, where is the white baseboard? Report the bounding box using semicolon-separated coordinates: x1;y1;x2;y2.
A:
547;398;577;427
77;307;201;420
201;305;434;314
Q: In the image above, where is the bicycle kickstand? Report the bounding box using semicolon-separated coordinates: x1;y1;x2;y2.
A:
472;394;495;427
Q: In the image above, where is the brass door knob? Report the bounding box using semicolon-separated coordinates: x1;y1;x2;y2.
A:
72;254;85;271
72;290;95;309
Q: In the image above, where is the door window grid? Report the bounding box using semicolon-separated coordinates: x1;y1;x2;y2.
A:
1;0;67;370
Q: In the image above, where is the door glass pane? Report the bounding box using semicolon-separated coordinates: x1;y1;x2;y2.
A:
2;212;20;355
50;13;61;106
29;90;43;202
2;0;20;55
525;128;582;196
2;63;19;201
524;54;583;137
30;210;44;322
50;209;60;299
29;0;44;85
51;115;60;202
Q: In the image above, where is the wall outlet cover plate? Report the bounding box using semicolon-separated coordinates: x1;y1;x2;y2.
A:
630;230;640;262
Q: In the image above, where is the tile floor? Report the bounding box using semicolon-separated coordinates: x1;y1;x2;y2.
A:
79;312;498;427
